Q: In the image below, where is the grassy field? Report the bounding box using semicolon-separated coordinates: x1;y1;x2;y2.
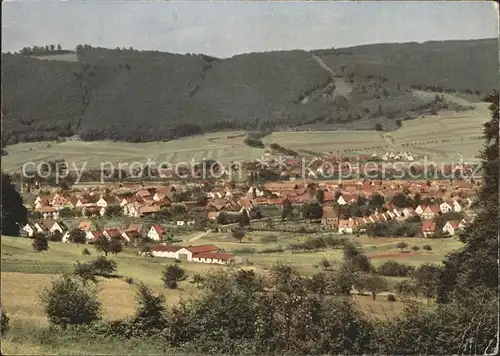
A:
263;102;489;163
2;102;489;173
1;232;461;324
1;131;264;173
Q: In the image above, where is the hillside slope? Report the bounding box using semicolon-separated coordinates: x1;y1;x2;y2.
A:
2;38;497;144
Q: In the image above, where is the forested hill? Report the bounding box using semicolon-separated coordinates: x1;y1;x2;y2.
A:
2;38;498;144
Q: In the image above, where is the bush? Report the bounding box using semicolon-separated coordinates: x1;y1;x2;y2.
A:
40;275;101;328
49;230;63;242
82;248;91;256
162;264;185;289
422;244;433;251
73;261;98;284
125;277;134;285
133;282;167;334
387;294;397;302
258;247;284;254
91;257;117;277
32;234;49;252
233;247;256;255
377;260;415;277
1;309;10;335
261;235;278;244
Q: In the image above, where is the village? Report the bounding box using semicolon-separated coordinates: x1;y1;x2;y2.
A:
20;168;480;266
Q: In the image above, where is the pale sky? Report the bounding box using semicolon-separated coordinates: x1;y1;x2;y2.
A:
2;1;498;58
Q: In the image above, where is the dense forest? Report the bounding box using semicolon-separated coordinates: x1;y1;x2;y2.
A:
2;38;497;145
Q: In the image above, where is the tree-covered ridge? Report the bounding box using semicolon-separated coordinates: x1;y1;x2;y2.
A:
316;38;498;93
2;38;497;144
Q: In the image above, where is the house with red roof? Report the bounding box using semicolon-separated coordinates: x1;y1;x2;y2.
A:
422;221;437;237
338;219;357;234
147;225;165;241
442;220;460;235
103;228;122;240
421;205;441;220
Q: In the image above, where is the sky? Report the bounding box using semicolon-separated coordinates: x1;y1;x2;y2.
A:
2;1;498;58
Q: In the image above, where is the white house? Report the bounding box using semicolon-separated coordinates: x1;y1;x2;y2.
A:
439;202;453;214
96;197;108;208
338;219;356;234
452;200;462;212
49;221;67;234
22;223;36;237
415;205;426;215
442;220;460;235
147;225;165;241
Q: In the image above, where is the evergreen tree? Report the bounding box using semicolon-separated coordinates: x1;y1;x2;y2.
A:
437;91;499;302
1;172;28;236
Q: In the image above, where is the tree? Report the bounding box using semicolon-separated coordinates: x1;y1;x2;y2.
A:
50;44;55;51
355;274;389;300
396;241;408;251
109;236;123;255
191;273;204;288
375;123;383;131
59;207;73;218
32;234;49;252
391;193;408;208
343;242;373;273
368;193;385;208
414;263;443;299
412;245;420;252
57;44;62;51
133;282;167;334
73;261;97;284
281;199;293;221
69;229;86;244
105;205;122;217
91;256;117;277
1;172;28;236
319;258;332;270
315;189;325;204
1;309;10;336
216;212;228;225
49;230;63;242
162;264;185;289
231;227;245;242
239;210;250;227
302;201;323;221
94;237;111;256
438;91;499;303
40;275;101;328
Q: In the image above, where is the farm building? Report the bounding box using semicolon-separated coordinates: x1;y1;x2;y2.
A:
149;244;240;265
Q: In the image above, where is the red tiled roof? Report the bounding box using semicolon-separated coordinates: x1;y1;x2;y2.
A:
422;221;437;232
151;225;165;235
150;244;182;252
186;244;218;254
104;228;122;238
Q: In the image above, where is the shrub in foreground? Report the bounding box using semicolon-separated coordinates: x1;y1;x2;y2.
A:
40;275;101;328
1;309;10;335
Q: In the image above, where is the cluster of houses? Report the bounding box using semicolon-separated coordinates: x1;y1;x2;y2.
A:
22;220;168;244
23;178;478;243
378;151;418;162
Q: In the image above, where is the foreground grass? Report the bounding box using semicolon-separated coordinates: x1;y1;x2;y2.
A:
2;324;179;355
